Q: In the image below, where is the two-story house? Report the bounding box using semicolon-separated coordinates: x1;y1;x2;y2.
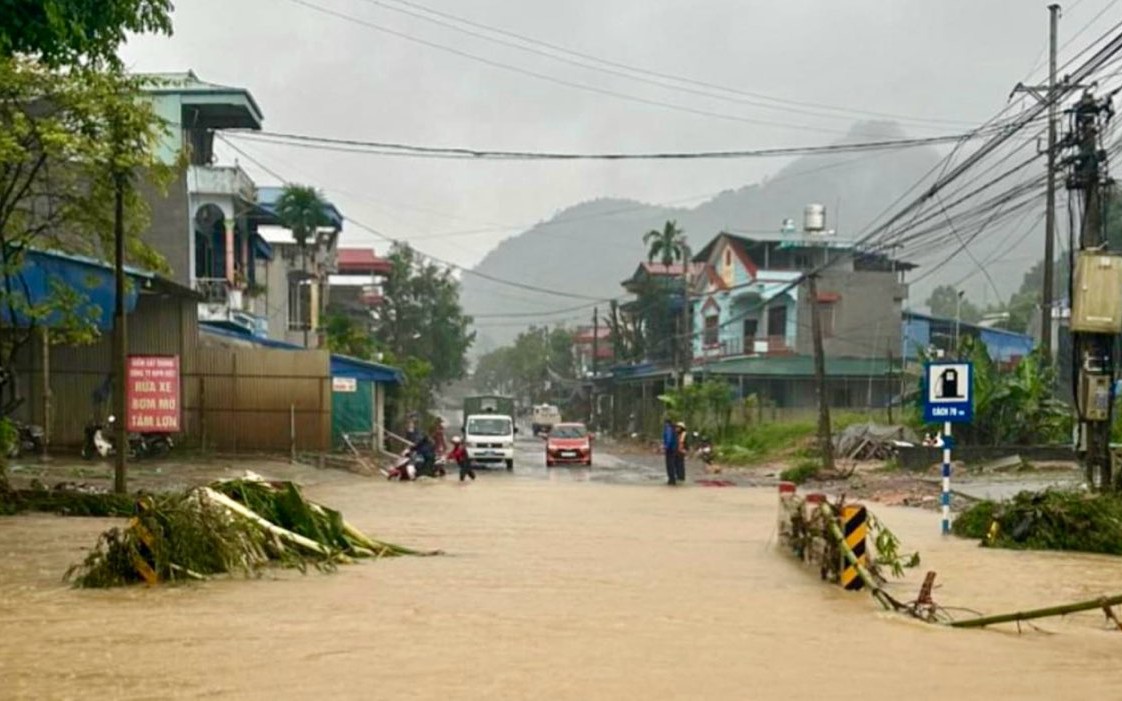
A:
686;218;914;407
139;71;344;348
327;247;393;333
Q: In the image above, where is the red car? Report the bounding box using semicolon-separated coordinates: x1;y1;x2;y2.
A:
545;423;593;467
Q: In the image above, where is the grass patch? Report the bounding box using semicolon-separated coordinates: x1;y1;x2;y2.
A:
716;421;816;465
779;459;821;485
952;489;1122;555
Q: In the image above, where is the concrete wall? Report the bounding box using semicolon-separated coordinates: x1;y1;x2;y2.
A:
138;171;192;287
795;270;907;358
255;249;294;343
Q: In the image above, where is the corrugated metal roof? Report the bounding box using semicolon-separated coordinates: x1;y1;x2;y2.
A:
200;323;402;384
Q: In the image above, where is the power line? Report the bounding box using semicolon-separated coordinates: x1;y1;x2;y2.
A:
220;134;613;302
227;128;1003;161
357;0;974;132
282;0;880;136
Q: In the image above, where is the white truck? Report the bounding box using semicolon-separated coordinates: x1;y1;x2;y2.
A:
531;404;562;436
464;413;516;471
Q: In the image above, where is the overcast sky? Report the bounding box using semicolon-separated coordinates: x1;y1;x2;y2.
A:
120;0;1117;270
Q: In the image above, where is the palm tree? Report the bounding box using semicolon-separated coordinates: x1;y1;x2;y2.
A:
643;220;685;266
275;184;329;345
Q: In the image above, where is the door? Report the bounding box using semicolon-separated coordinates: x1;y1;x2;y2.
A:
743;318;759;352
332;378;373;448
766;304;787;347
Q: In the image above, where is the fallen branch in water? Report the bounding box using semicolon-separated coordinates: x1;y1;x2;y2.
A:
949;594;1122;630
66;473;440;588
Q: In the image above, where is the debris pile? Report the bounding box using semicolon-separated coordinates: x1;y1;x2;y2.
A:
1;482;135;516
832;423;917;461
952;488;1122;555
65;472;437;588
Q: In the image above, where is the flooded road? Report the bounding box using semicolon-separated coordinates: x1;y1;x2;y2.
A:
2;459;1121;700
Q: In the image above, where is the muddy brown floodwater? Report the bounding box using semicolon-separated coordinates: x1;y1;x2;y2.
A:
2;474;1121;700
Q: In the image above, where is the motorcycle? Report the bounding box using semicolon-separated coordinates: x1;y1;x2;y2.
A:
693;431;714;466
6;420;44;459
81;415;173;460
386;448;446;481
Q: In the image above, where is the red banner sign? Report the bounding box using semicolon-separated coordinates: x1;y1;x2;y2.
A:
126;355;181;433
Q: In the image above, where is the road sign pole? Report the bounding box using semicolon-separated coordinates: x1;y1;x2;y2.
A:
942;421;952;536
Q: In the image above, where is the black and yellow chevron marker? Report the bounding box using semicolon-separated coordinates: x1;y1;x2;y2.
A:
840;504;868;591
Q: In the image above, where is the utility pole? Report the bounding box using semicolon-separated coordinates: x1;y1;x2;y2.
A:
679;237;691;389
1065;89;1117;491
807;274;835;472
112;171;128;495
1013;4;1062;359
591;306;599;427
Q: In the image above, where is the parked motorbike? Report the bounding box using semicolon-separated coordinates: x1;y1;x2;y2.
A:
693;431;714;466
6;420;44;459
81;415;173;460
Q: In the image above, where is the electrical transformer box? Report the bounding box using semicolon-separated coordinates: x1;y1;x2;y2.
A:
1079;373;1112;421
1071;252;1122;334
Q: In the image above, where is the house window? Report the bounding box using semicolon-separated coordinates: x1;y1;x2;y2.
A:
288;275;313;331
821;302;836;338
767;304;787;342
704;315;719;346
794;253;812;269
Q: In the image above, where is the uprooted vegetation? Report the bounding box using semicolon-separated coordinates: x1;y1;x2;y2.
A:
952;489;1122;556
64;474;438;588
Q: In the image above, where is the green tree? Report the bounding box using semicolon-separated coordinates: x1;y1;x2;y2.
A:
917;337;1069;446
0;0;173;68
643;220;685;266
275;184;329;252
925;285;982;323
472;326;577;405
375;243;473;419
323;313;377;360
275;184;329;344
0;59;176;392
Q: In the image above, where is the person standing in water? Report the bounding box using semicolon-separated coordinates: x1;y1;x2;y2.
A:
674;422;688;485
662;418;679;486
448;435;474;482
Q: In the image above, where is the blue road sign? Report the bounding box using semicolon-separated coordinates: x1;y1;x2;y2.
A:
923;361;973;424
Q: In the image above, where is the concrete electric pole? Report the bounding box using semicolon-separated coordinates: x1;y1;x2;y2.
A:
1064;90;1119;491
1013;3;1062;359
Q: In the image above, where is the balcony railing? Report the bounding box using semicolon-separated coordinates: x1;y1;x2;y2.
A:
196;277;231;305
188;164;256;201
697;334;791;360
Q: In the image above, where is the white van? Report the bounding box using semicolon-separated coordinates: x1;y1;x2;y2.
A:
464;413;516;471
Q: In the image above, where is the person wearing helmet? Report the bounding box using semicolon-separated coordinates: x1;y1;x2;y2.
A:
674;422;688;484
447;435;474;482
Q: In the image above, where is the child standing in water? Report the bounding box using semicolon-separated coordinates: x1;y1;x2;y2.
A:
448;435;475;482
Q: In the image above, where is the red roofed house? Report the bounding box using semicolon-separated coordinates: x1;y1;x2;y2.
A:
329;247;393;330
573;324;613;377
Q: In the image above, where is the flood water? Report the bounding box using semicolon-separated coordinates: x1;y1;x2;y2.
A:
2;474;1121;700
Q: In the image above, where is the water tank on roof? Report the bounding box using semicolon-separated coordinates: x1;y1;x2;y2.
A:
804;203;826;233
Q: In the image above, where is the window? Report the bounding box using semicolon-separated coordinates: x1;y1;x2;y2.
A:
704;315;719;346
466;417;513;436
821;302;836;338
794;253;812;269
767;304;787;341
288;275;313;330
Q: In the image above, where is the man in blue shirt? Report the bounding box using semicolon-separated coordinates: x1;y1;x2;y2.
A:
662;418;679;485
